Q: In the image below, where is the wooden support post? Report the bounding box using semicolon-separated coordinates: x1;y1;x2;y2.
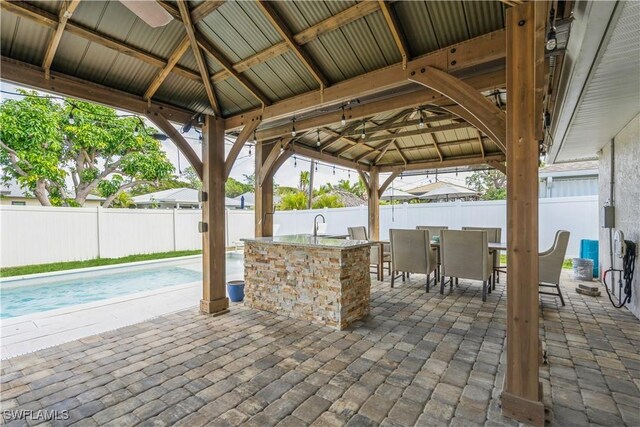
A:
368;166;380;241
255;141;277;237
501;2;546;426
200;115;229;315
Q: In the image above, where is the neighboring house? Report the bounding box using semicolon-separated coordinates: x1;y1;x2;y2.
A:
132;188;243;209
538;161;598;198
406;181;479;201
312;190;366;207
0;180;104;207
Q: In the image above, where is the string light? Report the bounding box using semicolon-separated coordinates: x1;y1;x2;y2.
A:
248;145;252;157
253;130;257;144
68;111;75;125
315;163;318;172
291;117;297;137
316;129;321;147
341;106;346;126
360;120;366;139
418;108;425;128
333;166;336;175
294;156;297;167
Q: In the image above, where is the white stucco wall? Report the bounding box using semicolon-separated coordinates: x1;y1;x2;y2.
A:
599;114;640;319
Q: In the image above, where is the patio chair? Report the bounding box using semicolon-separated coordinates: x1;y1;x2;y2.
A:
348;226;390;280
462;226;502;288
539;230;570;306
416;226;448;276
389;229;438;292
440;230;493;301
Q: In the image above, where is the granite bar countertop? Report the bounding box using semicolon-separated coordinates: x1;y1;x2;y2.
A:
241;235;375;250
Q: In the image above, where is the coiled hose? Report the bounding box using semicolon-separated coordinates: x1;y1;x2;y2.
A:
603;240;636;308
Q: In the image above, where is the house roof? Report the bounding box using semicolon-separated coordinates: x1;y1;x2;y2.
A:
132;187;240;207
405;180;475;196
539;161;599;178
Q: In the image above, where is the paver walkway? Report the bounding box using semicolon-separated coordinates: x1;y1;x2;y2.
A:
1;273;639;426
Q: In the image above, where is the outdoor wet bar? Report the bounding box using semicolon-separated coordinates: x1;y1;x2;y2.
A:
242;235;374;330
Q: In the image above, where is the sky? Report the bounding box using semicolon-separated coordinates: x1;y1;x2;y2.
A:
1;81;472;194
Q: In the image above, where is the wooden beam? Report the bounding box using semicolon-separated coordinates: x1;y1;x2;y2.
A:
423;114;444;162
1;1;203;84
197;34;271;106
256;0;329;88
387;136;491;153
358;170;370;189
259;139;285;185
378;153;506;173
191;0;224;23
378;1;409;66
177;0;220;115
342;114;452;137
501;2;546;425
200;115;229;315
476;129;486;159
363;122;471;144
144;36;190;100
225;29;506;130
252;68;505;141
1;56;194;126
225;117;261;180
372;139;396;164
145;111;203;180
392;140;408;164
368;167;380;241
288;144;370;172
209;1;379;84
378;171;399;197
255;141;278;237
409;66;507;152
42;0;81;79
264;149;294;184
488;160;506;174
318;121;366;152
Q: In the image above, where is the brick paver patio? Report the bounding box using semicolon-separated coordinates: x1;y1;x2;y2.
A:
1;273;639;426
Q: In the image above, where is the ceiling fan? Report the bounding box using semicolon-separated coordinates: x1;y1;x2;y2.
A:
119;1;173;28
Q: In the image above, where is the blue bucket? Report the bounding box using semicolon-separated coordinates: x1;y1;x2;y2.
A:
227;280;245;302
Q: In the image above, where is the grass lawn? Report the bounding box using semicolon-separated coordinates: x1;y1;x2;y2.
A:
499;254;572;269
0;250;203;278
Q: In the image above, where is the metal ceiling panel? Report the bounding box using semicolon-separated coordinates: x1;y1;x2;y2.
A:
102;55;158;97
393;1;439;57
178;49;199;72
425;1;470;48
155;73;212;115
462;1;505;38
0;13;50;65
27;1;61;14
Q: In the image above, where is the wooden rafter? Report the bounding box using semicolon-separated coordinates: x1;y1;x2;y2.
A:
475;129;486;159
177;0;220;115
144;36;190;100
255;0;329;88
386;136;489;153
225;118;261;180
196;35;271;106
488;160;506;174
362;122;471;144
422;112;444;162
378;1;409;67
318;121;366;152
1;56;194;125
191;0;224;22
42;0;81;79
371;139;396;164
409;66;507;152
226;29;506;130
392;140;408;164
343;114;452;138
288;143;370;172
378;153;506;173
250;68;505;141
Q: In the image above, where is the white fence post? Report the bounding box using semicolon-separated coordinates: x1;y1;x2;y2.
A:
172;208;178;251
96;206;103;258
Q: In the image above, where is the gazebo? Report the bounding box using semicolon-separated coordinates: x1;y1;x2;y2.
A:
1;1;573;424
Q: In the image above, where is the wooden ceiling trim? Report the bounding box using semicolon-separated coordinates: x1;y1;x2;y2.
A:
378;153;506;173
362;122;471;144
191;0;225;23
144;36;190;100
289;144;370;172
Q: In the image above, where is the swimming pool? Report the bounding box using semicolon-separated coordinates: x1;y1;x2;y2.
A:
0;253;244;319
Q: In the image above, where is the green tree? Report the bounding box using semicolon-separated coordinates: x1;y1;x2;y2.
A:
278;191;307;210
0;91;174;207
225;177;252;198
312;194;344;209
181;166;202;190
298;171;310;193
465;169;506;200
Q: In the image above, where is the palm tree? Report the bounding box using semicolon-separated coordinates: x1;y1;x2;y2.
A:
298;171;310;193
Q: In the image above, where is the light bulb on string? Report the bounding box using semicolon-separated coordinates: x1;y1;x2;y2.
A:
333;166;336;175
291;117;296;137
248;145;252;157
68;111;75;125
341;106;346;126
316;129;321;147
294;156;297;168
360;121;366;139
455;168;458;176
418;109;424;128
315;163;318;172
253;130;257;145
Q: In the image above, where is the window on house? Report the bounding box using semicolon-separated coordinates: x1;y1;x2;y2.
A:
11;201;26;206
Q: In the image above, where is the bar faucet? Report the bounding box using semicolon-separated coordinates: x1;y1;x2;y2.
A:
313;214;326;237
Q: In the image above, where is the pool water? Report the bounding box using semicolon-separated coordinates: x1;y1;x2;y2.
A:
1;254;244;319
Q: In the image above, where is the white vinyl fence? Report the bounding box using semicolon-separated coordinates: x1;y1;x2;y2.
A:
0;196;598;267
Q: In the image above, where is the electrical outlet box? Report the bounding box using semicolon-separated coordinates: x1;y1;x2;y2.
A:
198;221;208;233
602;206;615;228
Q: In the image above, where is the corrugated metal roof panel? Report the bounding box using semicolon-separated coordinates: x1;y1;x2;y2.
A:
0;13;50;65
393;1;439;56
154;73;212;115
102;55;158;96
425;1;470;48
178;49;199;72
462;1;505;38
28;0;61;14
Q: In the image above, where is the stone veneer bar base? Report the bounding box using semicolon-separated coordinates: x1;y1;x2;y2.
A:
244;241;371;330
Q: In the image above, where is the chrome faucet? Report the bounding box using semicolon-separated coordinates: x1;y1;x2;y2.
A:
313;214;326;237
